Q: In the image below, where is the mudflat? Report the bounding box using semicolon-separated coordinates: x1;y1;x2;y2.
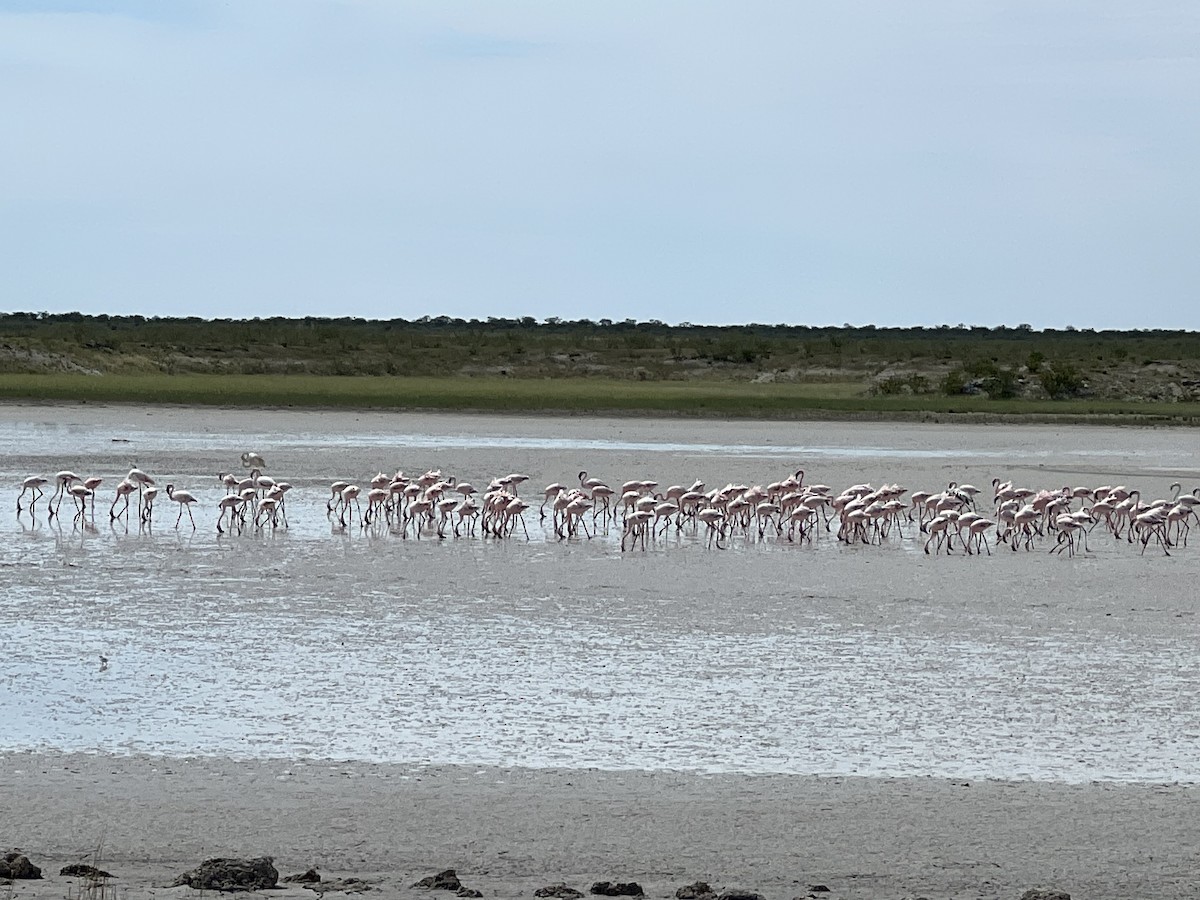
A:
3;405;1200;900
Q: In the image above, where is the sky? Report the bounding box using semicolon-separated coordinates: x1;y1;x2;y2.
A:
2;1;1198;329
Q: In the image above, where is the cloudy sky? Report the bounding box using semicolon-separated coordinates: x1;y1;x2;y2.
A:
2;1;1197;328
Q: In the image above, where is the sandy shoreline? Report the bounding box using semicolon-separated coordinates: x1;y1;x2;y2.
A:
3;753;1198;900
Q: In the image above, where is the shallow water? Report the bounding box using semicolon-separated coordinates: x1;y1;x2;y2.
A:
2;406;1199;782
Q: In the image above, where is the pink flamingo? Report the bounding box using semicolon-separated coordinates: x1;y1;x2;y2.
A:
964;517;995;555
339;485;363;528
697;507;727;548
110;479;137;520
67;483;93;522
540;483;567;520
216;494;244;534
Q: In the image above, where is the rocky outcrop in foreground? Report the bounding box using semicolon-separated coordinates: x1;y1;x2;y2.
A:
0;851;41;879
170;857;279;892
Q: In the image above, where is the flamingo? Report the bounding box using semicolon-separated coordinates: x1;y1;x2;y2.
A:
140;485;158;524
501;473;530;496
948;481;981;509
588;483;616;525
539;483;567;520
127;467;154;513
967;517;996;555
110;479;137;520
49;471;80;518
404;497;434;538
621;510;653;551
327;480;350;514
364;487;390;525
17;476;49;513
501;497;532;539
241;451;267;469
578;471;606;490
165;484;198;529
1010;504;1040;551
754;501;782;539
454;497;479;537
1133;508;1171;555
266;482;292;528
67;483;93;522
79;476;103;517
785;503;818;544
653;500;680;537
697;507;727;549
1051;514;1083;557
923;514;953;554
217;494;244;534
434;497;459;538
255;497;280;530
549;489;577;537
339;485;363;527
251;470;277;497
562;497;593;539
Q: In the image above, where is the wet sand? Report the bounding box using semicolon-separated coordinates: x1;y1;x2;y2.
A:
4;404;1200;900
3;753;1200;900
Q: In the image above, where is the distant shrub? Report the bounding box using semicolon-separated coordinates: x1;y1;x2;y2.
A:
981;368;1020;400
1040;363;1086;399
965;358;999;379
941;369;968;395
875;374;933;396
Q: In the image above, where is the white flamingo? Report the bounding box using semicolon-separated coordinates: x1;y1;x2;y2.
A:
17;476;49;513
166;484;198;529
49;471;80;518
127;467;154;514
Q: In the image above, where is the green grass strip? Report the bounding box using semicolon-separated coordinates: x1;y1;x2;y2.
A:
3;373;1200;423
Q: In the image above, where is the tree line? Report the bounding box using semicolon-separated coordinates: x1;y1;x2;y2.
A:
2;312;1198;401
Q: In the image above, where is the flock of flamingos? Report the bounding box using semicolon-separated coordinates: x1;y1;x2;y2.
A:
15;451;1200;556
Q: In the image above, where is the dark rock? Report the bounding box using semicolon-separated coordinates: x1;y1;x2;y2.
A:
590;884;643;897
807;887;830;894
718;891;764;900
456;889;483;898
170;857;279;892
1019;892;1070;900
60;864;114;879
284;869;322;884
303;878;371;894
536;885;584;899
676;884;714;900
413;870;463;891
0;852;42;880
